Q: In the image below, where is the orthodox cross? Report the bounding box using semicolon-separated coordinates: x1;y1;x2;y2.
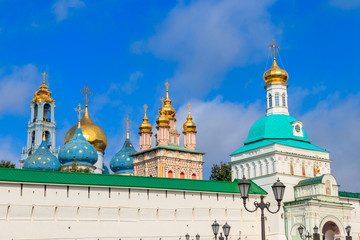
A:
143;104;148;114
268;39;279;60
41;71;48;82
74;104;84;122
80;85;92;106
160;97;165;105
187;103;191;113
124;114;132;139
165;80;170;98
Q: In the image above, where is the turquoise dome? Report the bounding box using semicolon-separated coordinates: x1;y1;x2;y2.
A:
102;163;109;174
244;114;310;144
59;127;98;166
110;138;136;174
24;140;60;171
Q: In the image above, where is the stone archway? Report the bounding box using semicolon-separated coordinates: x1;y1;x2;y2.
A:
322;221;341;240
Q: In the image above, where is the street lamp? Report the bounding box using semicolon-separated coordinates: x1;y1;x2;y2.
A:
313;226;320;240
212;221;231;240
196;234;200;240
345;225;352;240
298;225;320;240
212;220;220;240
185;233;190;240
238;176;285;240
222;222;231;240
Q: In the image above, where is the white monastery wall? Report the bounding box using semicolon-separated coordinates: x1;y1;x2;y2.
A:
0;181;268;240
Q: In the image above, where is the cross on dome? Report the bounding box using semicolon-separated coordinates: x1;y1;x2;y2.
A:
268;39;279;60
123;114;132;139
187;103;191;113
74;104;84;122
81;85;93;106
143;104;148;114
160;97;165;105
41;71;48;82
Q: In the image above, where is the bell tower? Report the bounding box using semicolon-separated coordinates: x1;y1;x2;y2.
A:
20;72;59;168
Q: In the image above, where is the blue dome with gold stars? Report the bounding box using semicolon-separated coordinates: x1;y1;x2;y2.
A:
24;140;60;171
59;126;98;166
110;138;136;174
102;163;109;174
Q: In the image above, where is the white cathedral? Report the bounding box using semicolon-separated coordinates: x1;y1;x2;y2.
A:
0;42;359;240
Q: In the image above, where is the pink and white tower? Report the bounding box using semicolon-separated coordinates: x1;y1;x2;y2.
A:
139;104;153;151
183;103;197;150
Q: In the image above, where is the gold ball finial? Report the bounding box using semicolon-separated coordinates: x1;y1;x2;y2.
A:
183;103;197;134
139;104;152;134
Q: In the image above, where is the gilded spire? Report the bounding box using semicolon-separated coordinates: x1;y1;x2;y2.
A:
183;103;197;133
41;118;48;141
124;114;132;139
263;40;288;85
139;104;153;134
75;104;84;128
32;71;54;104
161;80;176;119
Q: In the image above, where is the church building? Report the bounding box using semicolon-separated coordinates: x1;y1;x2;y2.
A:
133;82;205;179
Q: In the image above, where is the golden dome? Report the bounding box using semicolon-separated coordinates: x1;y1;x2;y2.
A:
161;81;176;119
64;106;107;152
156;108;170;129
139;104;153;134
263;59;289;85
183;104;197;133
32;72;54;104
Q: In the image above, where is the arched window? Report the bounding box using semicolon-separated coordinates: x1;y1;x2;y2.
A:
31;131;35;146
268;94;272;108
275;93;280;106
192;173;197;179
282;93;286;106
168;170;173;178
45;131;50;147
44;104;51;122
33;104;38;122
180;172;185;179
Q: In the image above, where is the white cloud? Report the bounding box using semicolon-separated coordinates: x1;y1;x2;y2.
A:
133;0;280;97
121;71;144;94
299;92;360;192
0;64;39;117
329;0;360;10
175;96;264;178
52;0;86;22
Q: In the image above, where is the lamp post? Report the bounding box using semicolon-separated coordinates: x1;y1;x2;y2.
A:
196;234;200;240
212;220;220;240
298;225;320;240
212;221;231;240
185;233;190;240
238;177;285;240
345;225;352;240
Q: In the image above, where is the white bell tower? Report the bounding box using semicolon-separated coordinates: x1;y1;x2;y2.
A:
20;72;59;168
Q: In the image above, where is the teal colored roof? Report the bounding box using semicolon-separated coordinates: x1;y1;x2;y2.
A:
110;137;136;173
295;175;324;187
58;127;98;166
132;144;205;156
231;114;327;155
0;168;266;195
24;140;60;171
339;191;360;199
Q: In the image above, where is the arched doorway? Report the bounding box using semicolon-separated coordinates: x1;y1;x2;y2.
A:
322;221;341;240
180;172;185;179
168;170;173;178
192;173;197;179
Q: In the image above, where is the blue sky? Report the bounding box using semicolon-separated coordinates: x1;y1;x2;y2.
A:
0;0;360;191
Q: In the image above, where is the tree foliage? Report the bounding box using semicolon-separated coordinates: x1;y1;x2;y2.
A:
209;162;231;181
0;160;16;168
62;162;91;173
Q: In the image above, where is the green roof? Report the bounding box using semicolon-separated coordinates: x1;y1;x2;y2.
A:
339;191;360;199
231;114;328;156
231;139;327;155
295;175;324;187
132;144;205;156
0;168;266;195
